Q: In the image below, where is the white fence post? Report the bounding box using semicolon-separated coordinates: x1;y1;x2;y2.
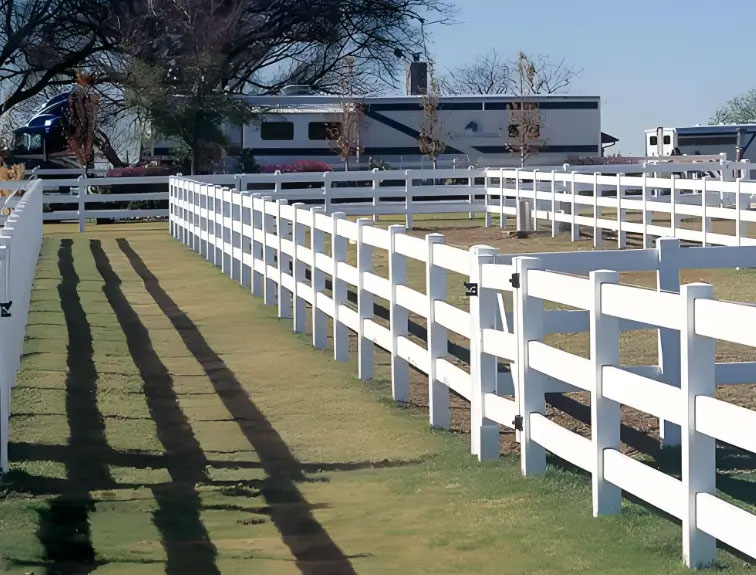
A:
356;218;374;380
323;172;331;214
515;256;546;475
262;197;276;306
590;270;622;516
426;233;449;429
251;194;263;296
642;173;651;248
310;207;327;350
292;203;307;333
531;169;539;231
389;224;409;402
470;245;499;460
499;168;506;229
593;172;602;248
551;170;557;238
736;178;743;247
617;174;626;249
570;172;578;241
405;170;414;230
702;177;710;247
681;283;716;568
371;169;379;222
77;175;86;233
657;237;682;447
276;199;293;319
331;212;349;361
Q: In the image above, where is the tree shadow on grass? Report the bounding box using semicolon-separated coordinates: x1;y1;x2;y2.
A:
91;239;220;575
118;238;357;575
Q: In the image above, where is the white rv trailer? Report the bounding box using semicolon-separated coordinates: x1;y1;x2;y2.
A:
645;124;756;162
148;94;602;170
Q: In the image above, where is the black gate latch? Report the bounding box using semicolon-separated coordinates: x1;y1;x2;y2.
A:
513;415;523;431
1;301;12;318
509;273;521;289
463;282;478;297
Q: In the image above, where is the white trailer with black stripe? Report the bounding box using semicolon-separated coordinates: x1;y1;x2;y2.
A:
645;124;756;162
148;93;603;170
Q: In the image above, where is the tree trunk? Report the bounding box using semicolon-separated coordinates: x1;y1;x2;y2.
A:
94;131;127;168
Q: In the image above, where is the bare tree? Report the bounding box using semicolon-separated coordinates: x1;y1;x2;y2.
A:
440;49;579;96
0;0;116;116
417;64;446;168
507;52;544;167
711;90;756;124
330;58;364;170
441;49;509;95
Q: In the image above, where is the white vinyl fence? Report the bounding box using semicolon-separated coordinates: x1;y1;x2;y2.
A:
0;181;43;472
483;167;756;248
171;174;756;568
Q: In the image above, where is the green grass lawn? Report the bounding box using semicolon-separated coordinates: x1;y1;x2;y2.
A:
0;221;754;574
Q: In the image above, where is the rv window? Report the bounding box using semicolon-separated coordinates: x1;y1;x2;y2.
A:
508;124;519;137
261;122;294;140
663;135;671;145
649;136;658;146
308;122;341;140
508;124;539;138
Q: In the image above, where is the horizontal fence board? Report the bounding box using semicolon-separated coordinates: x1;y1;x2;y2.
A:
363;319;392;351
528;270;590;309
395;285;427;317
396;336;429;374
481;328;516;361
394;234;427;262
484;393;517;429
338;304;359;332
695;300;756;346
530;413;592;472
528;341;592;392
603;367;683;424
432;243;470;276
435;358;472;400
602;284;679;330
696;396;756;453
697;493;756;560
433;301;471;339
362;272;391;300
604;449;683;519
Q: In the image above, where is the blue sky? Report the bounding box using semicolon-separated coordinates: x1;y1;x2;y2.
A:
429;0;756;155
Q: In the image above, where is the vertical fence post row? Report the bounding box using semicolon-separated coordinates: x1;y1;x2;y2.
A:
515;256;546;475
681;283;716;568
531;169;539;231
276;200;293;319
670;175;678;237
389;225;410;402
331;212;349;361
470;245;499;460
657;237;682;447
484;175;492;228
310;207;328;350
590;270;622;516
262;196;276;306
292;204;307;333
468;167;475;220
426;233;449;429
357;218;374;380
209;185;218;265
0;239;10;472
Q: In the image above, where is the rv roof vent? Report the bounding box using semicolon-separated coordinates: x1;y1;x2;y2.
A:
281;85;315;96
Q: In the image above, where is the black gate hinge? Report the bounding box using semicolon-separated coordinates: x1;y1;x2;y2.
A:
0;301;12;318
513;415;523;431
509;273;521;289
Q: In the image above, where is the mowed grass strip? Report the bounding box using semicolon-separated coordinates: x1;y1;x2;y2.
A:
0;222;751;574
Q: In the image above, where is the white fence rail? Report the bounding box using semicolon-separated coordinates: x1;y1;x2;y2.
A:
0;181;43;472
171;174;756;568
